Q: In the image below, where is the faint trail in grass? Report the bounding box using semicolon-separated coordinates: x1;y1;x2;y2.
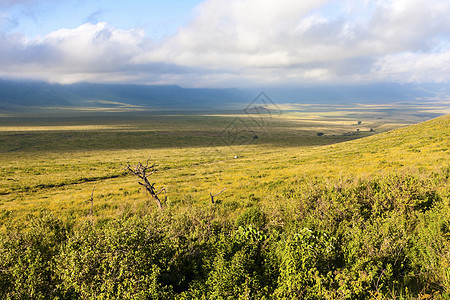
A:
1;173;127;195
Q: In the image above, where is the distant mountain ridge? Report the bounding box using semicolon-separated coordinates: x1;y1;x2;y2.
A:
258;82;450;104
0;80;249;110
0;80;73;108
0;79;449;111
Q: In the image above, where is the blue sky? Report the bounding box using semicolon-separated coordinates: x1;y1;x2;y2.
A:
0;0;449;87
2;0;202;40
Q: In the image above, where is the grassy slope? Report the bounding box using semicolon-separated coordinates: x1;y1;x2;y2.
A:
0;114;448;229
288;113;449;176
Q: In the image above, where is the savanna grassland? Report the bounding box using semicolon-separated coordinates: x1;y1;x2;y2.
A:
0;102;449;299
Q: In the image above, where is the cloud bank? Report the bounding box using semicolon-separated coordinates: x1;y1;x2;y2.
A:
0;0;449;86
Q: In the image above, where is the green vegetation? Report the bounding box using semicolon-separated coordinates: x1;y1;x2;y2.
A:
0;107;448;299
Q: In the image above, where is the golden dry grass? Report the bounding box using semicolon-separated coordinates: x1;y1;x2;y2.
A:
0;110;448;230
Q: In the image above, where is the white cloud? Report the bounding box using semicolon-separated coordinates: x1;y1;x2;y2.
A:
0;22;154;83
0;0;449;85
40;23;146;69
134;0;450;85
140;0;333;67
373;49;450;83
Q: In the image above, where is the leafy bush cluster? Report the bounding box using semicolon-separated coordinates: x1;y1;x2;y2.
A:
1;171;449;299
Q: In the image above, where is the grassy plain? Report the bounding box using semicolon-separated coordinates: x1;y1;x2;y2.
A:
0;101;448;229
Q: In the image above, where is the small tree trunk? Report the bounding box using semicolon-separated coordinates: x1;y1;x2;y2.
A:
126;160;165;210
210;188;226;204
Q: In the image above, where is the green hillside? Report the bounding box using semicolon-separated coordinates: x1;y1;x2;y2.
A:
0;114;448;299
287;113;449;176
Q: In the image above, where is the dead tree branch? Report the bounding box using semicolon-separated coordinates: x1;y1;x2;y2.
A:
210;188;226;204
86;187;95;216
156;187;167;206
125;160;164;210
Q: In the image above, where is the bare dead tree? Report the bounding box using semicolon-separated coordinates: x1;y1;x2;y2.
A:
86;187;95;216
210;188;226;204
125;160;165;210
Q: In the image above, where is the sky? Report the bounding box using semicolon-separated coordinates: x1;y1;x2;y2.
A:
0;0;449;87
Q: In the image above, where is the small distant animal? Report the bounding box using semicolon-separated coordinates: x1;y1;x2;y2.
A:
234;155;239;159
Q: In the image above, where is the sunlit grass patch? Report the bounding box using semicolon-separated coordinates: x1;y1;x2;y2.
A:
0;113;448;230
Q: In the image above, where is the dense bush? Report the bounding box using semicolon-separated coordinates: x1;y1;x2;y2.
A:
0;171;449;299
0;212;68;299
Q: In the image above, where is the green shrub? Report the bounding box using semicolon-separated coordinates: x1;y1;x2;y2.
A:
236;206;267;230
0;211;67;299
56;216;175;299
274;228;337;299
